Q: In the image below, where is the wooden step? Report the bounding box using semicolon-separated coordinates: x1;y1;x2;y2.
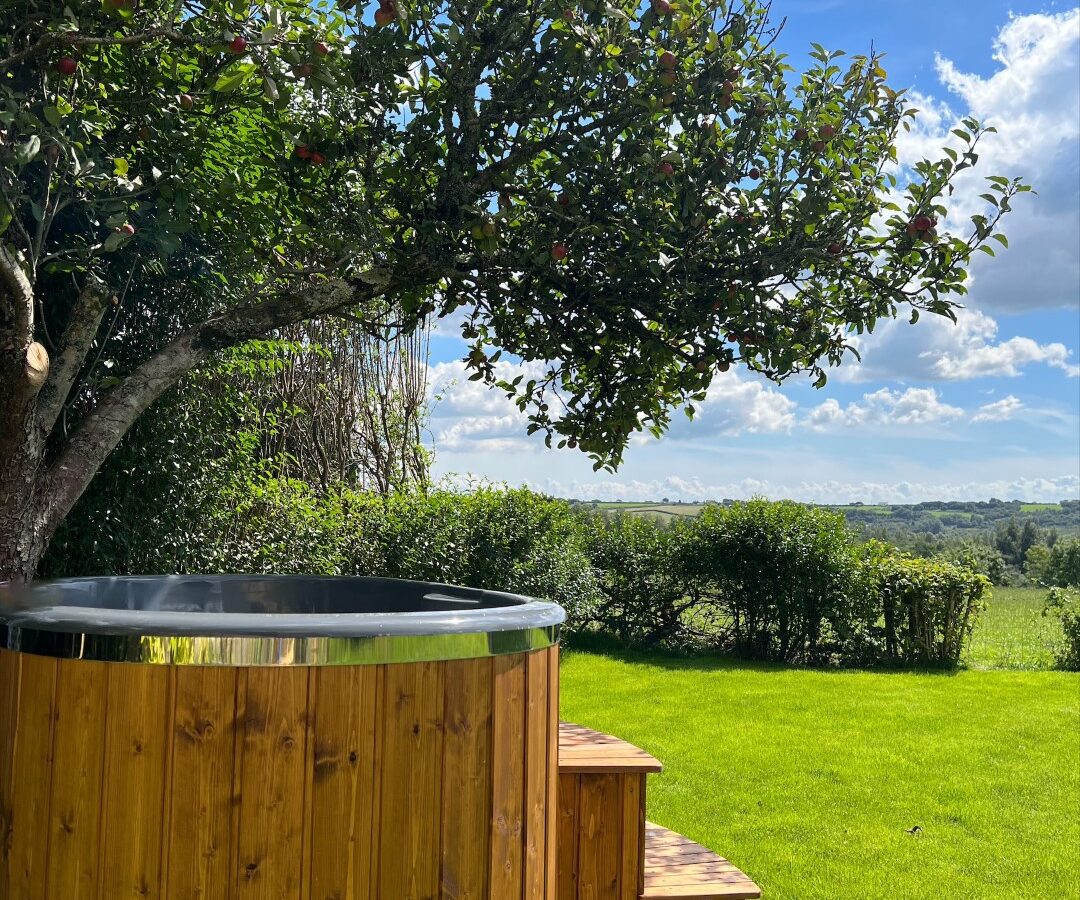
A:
642;823;761;900
559;721;663;774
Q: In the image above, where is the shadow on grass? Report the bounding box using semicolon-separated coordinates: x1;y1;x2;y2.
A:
561;632;963;677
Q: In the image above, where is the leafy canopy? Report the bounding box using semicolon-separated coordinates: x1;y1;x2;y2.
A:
1;0;1025;468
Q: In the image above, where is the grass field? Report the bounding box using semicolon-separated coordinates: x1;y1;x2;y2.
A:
559;588;1079;900
965;587;1064;671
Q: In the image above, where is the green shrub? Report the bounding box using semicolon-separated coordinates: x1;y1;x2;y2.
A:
685;500;859;663
856;542;989;666
582;513;696;646
1043;587;1080;670
340;487;602;630
942;542;1009;586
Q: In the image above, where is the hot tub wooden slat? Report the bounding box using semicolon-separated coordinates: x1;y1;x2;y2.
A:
47;658;108;898
101;661;170;900
379;661;446;897
0;645;559;900
235;666;310;898
491;652;527;894
309;664;380;900
440;655;494;898
525;646;551;899
6;654;57;898
167;665;238;900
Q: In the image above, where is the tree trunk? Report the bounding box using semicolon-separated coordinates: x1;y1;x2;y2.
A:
0;346;51;583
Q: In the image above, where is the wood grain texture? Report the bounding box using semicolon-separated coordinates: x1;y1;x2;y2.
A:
167;665;238;900
439;657;492;900
99;662;170;900
4;652;56;900
46;659;107;900
0;645;558;900
0;648;557;898
490;652;526;896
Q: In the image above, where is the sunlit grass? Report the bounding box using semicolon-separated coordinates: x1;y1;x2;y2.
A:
561;652;1079;900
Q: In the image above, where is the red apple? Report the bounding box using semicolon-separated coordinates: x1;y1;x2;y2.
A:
659;51;677;70
314;41;331;56
228;36;248;54
295;145;312;159
748;167;761;180
811;140;826;152
912;215;933;232
138;126;151;142
105;0;128;9
557;192;571;208
725;331;738;343
309;151;326;165
118;223;136;236
819;124;836;139
374;7;394;26
659;71;677;87
562;8;575;21
550;243;569;261
794;127;808;141
614;72;629;89
717;360;731;372
179;93;195;110
652;0;672;14
55;57;78;76
657;161;675;177
721;80;735;95
906;223;919;237
827;242;843;256
293;63;314;78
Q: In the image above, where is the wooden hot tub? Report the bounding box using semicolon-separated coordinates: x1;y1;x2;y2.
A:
0;575;564;899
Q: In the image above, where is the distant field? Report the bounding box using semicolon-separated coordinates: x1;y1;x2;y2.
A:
576;500;1079;536
966;586;1063;671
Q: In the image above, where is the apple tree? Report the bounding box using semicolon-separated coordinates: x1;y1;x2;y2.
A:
0;0;1025;579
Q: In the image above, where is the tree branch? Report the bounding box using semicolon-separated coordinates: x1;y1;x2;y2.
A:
40;277;378;533
35;276;112;436
0;244;34;351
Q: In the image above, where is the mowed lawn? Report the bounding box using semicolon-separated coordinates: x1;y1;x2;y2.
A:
559;591;1079;899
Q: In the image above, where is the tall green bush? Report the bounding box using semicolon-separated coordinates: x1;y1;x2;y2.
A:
856;542;989;666
685;500;859;664
1043;539;1080;588
582;514;696;646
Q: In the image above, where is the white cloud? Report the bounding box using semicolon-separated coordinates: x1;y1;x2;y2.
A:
805;387;963;430
935;335;1080;380
524;474;1080;504
972;395;1024;423
843;306;1079;382
428;358;796;454
894;9;1080;312
691;372;797;436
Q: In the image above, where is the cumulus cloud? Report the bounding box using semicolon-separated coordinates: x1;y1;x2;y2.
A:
805;387;964;430
972;395;1024;423
895;9;1080;312
524;475;1080;504
428;358;796;454
843;307;1079;382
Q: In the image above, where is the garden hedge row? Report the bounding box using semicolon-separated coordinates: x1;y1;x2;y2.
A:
46;482;989;667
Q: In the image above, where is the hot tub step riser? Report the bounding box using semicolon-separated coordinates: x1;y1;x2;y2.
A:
0;646;560;899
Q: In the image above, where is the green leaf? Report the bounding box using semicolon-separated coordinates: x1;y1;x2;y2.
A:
15;135;41;165
212;65;255;93
113;157;129;177
0;195;11;236
44;105;62;127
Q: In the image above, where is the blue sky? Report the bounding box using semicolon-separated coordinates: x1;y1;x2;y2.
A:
424;3;1080;504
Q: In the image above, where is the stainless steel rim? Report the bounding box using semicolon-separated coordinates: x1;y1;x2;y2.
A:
0;624;560;666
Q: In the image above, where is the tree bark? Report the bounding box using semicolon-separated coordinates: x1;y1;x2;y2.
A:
0;275;387;581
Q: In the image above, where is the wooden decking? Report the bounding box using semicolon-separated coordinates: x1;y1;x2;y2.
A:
557;722;761;900
558;721;663;773
643;823;762;899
